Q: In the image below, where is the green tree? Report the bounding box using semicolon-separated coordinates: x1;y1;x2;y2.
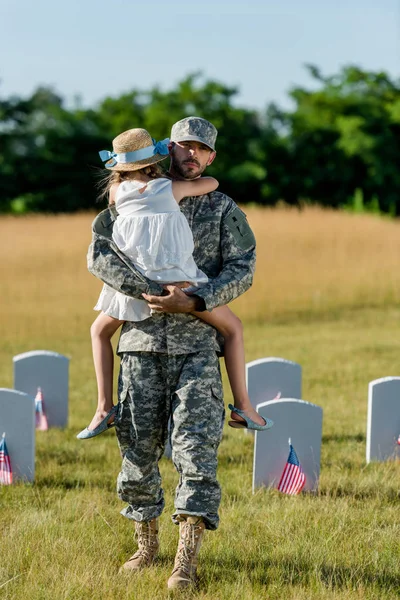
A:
269;65;400;213
2;67;400;215
0;86;108;212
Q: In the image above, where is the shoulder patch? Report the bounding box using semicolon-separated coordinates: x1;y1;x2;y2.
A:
92;207;118;238
224;206;256;251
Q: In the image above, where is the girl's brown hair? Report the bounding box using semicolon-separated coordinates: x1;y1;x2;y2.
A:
97;163;165;205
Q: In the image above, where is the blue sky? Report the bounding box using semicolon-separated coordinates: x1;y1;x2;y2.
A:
1;0;399;111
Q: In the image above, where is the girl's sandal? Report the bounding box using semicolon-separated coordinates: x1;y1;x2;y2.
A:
228;404;274;431
76;405;118;439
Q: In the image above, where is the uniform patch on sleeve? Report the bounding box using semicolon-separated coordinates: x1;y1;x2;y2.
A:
225;207;256;250
92;207;117;239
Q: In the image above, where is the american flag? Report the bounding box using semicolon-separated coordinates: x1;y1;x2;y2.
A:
35;387;49;431
0;433;13;485
277;441;306;495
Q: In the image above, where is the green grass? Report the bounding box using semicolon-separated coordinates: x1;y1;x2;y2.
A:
1;306;400;599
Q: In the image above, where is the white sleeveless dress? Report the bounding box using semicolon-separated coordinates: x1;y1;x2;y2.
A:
94;178;208;321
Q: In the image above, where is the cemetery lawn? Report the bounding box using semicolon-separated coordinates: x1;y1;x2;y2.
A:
1;208;399;600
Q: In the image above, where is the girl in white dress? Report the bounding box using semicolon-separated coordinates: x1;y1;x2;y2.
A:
77;128;273;440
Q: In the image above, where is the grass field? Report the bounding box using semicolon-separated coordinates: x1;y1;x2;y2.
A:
0;207;399;599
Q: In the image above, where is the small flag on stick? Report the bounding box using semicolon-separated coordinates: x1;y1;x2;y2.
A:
0;433;13;485
277;438;306;495
35;387;49;431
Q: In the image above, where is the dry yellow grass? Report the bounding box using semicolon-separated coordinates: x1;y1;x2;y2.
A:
1;207;400;600
2;205;400;338
234;205;400;319
1;213;97;340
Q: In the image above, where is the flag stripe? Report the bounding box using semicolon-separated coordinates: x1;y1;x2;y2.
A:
289;467;301;493
292;470;305;494
35;387;49;431
290;468;305;494
277;465;290;490
286;466;299;494
0;437;13;485
285;466;297;494
290;468;303;494
277;444;305;495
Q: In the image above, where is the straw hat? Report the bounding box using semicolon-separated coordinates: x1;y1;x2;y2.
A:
99;128;170;171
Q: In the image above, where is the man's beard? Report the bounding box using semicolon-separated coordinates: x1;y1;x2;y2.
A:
171;155;207;180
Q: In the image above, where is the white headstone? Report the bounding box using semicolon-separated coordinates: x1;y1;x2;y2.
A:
244;357;302;436
0;389;35;482
246;357;302;408
13;350;69;428
366;377;400;463
253;398;323;493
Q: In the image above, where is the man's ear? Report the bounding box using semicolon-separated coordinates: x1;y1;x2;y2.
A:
168;141;175;155
207;151;216;166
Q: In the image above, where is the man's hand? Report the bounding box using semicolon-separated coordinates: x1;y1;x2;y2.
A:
142;285;204;313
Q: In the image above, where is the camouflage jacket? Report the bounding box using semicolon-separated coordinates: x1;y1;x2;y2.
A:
87;191;256;355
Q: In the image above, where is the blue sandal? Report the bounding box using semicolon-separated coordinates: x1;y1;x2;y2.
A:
76;405;118;440
228;404;274;431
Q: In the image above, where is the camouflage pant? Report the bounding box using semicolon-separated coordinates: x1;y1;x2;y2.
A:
115;351;225;530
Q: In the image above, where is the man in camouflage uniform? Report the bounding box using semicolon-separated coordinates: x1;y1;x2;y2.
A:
87;116;256;589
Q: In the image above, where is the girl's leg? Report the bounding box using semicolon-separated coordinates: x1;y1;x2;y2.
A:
88;312;124;431
192;306;266;427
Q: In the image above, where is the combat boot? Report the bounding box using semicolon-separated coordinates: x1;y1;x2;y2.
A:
121;518;159;572
167;515;205;590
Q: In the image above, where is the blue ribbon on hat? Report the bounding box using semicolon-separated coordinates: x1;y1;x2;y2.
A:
99;138;170;168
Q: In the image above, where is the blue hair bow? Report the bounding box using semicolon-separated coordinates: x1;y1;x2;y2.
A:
98;150;117;167
152;138;170;156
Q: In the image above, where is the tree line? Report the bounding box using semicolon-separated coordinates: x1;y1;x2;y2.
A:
1;66;400;215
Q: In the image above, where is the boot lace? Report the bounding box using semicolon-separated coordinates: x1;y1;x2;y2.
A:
173;521;202;575
131;522;158;562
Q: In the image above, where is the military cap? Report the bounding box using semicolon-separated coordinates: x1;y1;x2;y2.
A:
170;116;217;151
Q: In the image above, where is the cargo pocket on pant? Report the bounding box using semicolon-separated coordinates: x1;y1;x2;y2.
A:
115;386;136;455
174;383;216;445
210;384;225;444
